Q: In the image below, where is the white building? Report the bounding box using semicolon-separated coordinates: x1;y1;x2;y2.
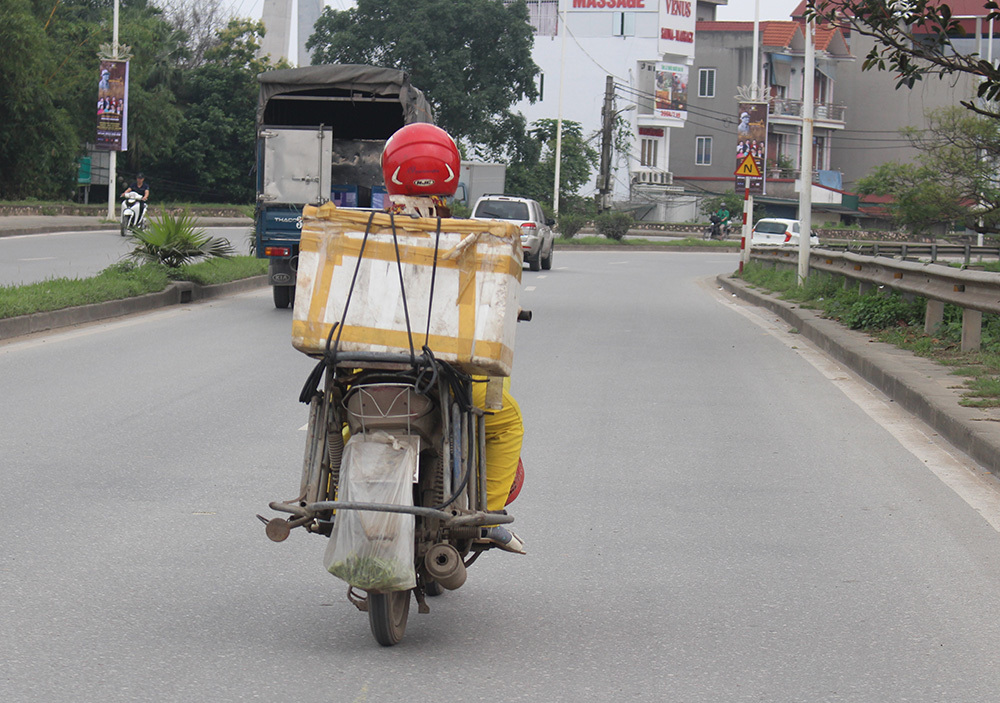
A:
513;0;727;210
259;0;324;67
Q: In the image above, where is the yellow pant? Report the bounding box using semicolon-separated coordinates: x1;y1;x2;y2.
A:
471;378;524;511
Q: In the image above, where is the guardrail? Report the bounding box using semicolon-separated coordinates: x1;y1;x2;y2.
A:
821;241;1000;266
750;247;1000;351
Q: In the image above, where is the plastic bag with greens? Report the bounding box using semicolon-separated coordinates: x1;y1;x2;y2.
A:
324;432;416;591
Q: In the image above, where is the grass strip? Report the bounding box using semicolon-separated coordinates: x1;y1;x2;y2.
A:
739;261;1000;407
0;256;266;320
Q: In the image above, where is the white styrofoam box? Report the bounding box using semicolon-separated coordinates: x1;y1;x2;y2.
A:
292;203;523;376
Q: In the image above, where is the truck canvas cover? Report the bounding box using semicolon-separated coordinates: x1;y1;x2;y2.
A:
256;65;434;126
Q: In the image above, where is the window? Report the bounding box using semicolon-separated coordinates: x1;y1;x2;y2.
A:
696;136;712;166
640;138;658;168
698;69;716;98
505;0;558;36
612;12;636;37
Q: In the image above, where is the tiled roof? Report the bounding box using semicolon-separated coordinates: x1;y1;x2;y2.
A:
761;21;800;48
695;21;756;32
814;25;839;52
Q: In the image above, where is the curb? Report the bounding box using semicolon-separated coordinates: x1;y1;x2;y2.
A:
0;224;117;238
0;275;268;342
717;274;1000;479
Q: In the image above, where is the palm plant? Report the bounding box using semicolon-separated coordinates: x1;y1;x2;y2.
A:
128;209;235;268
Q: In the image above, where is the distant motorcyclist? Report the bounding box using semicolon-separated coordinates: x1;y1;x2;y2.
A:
123;173;149;226
709;212;722;239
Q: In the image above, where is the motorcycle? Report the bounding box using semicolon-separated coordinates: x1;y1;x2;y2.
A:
120;190;146;237
259;319;529;646
703;216;732;241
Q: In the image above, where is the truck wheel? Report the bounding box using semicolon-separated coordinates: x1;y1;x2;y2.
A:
273;286;292;309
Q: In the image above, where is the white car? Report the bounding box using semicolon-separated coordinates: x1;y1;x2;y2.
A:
471;194;555;271
752;218;820;246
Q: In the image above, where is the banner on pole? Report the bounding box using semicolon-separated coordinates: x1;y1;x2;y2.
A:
734;102;767;194
96;60;129;151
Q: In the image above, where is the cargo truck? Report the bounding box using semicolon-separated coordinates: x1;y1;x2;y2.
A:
255;65;434;308
455;161;506;209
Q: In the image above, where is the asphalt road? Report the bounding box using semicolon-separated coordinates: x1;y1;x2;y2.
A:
0;226;254;287
3;251;1000;702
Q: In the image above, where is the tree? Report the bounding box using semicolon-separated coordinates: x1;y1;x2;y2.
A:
150;19;280;202
306;0;539;151
808;1;1000;119
856;106;1000;233
505;119;599;212
0;0;88;199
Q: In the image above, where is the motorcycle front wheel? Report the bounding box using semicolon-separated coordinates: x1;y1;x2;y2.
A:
368;590;410;646
120;214;128;237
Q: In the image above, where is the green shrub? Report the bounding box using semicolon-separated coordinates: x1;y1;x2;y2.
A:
844;293;925;330
595;211;633;241
128;210;235;268
557;213;587;239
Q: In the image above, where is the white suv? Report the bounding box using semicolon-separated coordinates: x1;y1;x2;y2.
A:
471;195;555;271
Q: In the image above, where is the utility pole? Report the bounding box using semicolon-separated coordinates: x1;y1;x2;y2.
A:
597;75;614;213
552;10;568;216
798;14;815;285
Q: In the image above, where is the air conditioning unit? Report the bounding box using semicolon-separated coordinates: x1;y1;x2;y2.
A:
633;170;673;186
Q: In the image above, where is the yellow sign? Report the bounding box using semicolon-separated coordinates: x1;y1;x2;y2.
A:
734;153;761;178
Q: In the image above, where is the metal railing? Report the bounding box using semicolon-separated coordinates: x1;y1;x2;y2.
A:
750;247;1000;351
769;99;847;123
821;241;1000;266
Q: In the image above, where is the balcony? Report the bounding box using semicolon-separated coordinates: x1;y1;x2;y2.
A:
768;99;847;127
631;170;673;186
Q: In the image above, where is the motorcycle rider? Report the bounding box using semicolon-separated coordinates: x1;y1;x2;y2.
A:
380;123;526;554
709;211;722;239
123;172;149;226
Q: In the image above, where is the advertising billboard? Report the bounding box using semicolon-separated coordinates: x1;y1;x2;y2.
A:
654;63;688;121
734;102;767;194
658;0;695;58
96;60;129;151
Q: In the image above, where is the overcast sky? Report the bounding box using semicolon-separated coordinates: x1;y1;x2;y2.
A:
218;0;806;58
224;0;806;25
715;0;802;22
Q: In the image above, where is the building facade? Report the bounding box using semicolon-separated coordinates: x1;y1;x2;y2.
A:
513;0;727;210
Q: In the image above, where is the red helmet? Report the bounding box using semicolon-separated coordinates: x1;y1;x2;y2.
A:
381;123;460;196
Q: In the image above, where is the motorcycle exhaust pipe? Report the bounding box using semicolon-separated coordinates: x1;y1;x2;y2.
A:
424;543;467;590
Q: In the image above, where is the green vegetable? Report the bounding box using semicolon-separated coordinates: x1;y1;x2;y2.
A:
329;553;414;591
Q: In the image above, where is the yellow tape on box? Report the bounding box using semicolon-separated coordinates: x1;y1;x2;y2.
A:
291;203;523;376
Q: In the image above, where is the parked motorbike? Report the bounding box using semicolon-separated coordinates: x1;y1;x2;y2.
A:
259;319;529;646
120;190;146;237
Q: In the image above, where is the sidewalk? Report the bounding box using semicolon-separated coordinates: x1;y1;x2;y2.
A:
0;214;252;237
718;274;1000;480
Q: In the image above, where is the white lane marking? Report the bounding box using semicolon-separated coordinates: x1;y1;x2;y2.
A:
711;280;1000;533
524;286;536;292
19;257;56;262
299;424;308;431
537;275;548;280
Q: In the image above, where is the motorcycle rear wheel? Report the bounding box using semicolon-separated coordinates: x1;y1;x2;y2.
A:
368;590;410;646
